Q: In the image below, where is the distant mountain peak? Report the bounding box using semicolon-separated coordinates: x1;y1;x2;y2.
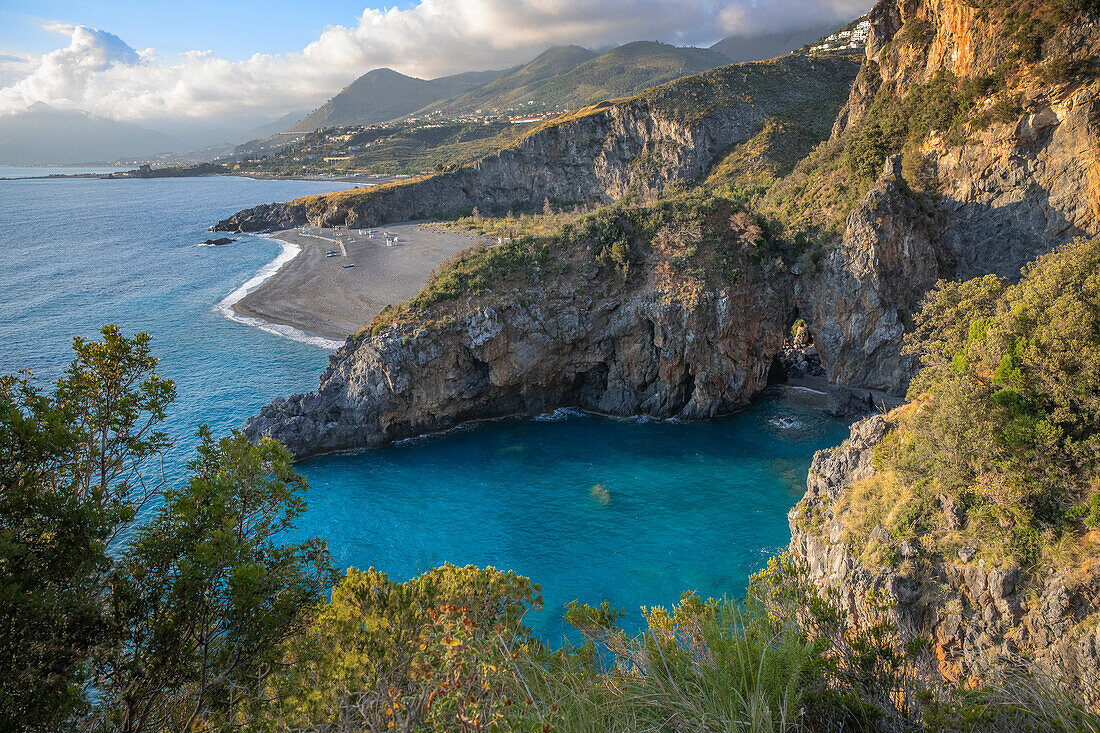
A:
0;104;179;165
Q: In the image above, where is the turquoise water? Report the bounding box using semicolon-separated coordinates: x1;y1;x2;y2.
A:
0;173;850;640
293;404;848;641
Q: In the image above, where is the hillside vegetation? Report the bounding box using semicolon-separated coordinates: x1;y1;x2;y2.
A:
290;68;506;132
414;45;598;117
829;237;1100;573
736;0;1100;245
5;328;1098;731
268;53;859;222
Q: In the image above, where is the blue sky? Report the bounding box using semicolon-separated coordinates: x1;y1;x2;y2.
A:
0;0;393;58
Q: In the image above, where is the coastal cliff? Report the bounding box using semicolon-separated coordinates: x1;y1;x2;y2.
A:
797;0;1100;394
214;54;859;232
244;202;794;456
790;412;1100;700
231;0;1100;436
779;0;1100;696
231;0;1100;701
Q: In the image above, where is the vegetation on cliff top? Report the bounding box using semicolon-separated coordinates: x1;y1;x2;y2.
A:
746;0;1099;245
358;186;793;341
282;53;859;223
818;238;1100;580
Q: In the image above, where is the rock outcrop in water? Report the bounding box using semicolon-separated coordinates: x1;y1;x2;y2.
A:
214;55;859;232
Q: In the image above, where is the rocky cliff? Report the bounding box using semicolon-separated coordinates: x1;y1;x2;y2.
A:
801;0;1100;395
244;206;793;457
214;55;858;232
790;415;1100;701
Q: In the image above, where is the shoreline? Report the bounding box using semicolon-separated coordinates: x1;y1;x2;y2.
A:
222;223;483;348
1;171;402;184
216;237;347;350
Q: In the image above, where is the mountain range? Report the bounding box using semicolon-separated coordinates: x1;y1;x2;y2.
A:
0;25;839;165
288;68;507;132
285;31;823;134
0;103;179;165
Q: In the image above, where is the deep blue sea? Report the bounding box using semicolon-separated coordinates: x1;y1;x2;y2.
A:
0;171;850;641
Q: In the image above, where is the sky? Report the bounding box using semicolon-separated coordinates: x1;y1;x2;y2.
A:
0;0;870;129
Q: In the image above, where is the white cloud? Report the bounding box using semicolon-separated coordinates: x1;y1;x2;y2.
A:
0;53;34;89
0;0;869;122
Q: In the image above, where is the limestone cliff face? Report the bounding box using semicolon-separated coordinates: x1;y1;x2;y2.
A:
790;416;1100;700
214;55;858;232
245;267;793;458
804;0;1100;394
799;157;944;394
931;93;1100;281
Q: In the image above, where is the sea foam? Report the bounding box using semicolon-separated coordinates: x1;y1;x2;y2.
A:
216;237;345;350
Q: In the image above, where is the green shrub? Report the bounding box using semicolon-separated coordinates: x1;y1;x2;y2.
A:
903;17;935;46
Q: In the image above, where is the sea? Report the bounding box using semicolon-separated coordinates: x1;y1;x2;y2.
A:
0;168;851;641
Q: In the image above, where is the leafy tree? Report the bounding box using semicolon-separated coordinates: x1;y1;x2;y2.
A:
2;326;331;732
878;238;1100;563
54;326;176;534
92;428;333;733
0;327;175;732
263;564;540;730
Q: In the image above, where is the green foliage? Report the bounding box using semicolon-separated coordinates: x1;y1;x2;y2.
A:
568;212;639;281
261;564;542;731
1086;492;1100;530
0;326;176;731
791;317;808;343
1038;54;1100;84
1;327;331;732
95;428;332;732
902;17;935;47
844;70;1000;184
871;238;1100;566
246;553;1100;731
410;236;551;307
562;600;625;633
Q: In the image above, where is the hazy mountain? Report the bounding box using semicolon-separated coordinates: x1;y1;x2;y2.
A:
0;103;179;165
418;41;732;119
290;41;731;132
290;67;507;132
421;45;597;115
710;24;836;63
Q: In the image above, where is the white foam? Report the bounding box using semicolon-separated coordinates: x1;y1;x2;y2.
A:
533;407;586;422
786;385;826;395
768;416;804;430
216;237;345;350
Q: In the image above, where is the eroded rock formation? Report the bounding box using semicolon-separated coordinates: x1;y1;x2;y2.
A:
790;416;1100;701
244;215;794;457
802;0;1100;394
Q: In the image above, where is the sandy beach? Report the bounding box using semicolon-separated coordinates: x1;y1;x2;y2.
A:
231;223;484;340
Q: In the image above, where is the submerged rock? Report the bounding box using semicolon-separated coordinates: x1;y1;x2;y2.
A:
590;484;612;505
